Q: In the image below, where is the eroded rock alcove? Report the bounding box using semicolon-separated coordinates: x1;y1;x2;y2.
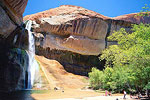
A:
0;0;150;91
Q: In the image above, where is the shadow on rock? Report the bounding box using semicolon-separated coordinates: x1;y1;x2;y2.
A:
0;91;35;100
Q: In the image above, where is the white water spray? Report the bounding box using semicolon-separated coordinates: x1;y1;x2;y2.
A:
25;20;39;89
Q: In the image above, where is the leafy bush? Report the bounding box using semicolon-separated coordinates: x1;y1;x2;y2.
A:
89;68;104;89
89;24;150;93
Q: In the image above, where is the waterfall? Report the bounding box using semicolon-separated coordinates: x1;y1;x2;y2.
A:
25;20;39;89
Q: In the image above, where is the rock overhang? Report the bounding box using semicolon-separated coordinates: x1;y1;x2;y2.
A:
24;5;150;56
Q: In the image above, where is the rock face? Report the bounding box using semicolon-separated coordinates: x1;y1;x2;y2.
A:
0;6;16;38
24;5;150;56
35;46;104;76
24;5;150;75
0;0;28;37
113;13;150;24
0;0;28;92
0;46;29;92
24;5;110;55
4;0;28;17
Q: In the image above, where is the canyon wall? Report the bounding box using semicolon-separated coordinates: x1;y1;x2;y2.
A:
24;5;150;56
0;0;28;91
24;5;150;75
0;1;150;91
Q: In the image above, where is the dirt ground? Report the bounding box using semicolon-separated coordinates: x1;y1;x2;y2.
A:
34;56;133;100
31;89;133;100
31;89;101;100
35;55;88;90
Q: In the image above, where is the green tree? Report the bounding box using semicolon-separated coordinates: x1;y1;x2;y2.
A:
89;23;150;93
100;23;150;92
89;68;104;89
136;4;150;17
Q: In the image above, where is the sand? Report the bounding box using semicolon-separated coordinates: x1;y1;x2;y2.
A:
31;89;133;100
35;55;88;90
34;56;133;100
50;96;132;100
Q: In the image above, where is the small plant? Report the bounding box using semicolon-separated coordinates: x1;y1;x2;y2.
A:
89;68;104;90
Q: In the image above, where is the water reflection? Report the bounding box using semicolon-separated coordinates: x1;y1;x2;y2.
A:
0;90;35;100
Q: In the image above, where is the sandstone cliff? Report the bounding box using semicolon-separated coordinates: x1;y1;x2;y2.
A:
0;1;149;91
24;5;150;75
0;0;28;38
113;13;150;24
24;5;150;56
24;5;110;55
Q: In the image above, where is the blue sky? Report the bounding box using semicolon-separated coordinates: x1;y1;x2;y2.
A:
23;0;149;17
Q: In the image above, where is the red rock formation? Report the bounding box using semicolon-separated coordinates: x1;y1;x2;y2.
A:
4;0;28;17
24;5;150;55
24;5;109;21
24;5;150;24
113;13;150;24
23;5;150;76
0;0;28;38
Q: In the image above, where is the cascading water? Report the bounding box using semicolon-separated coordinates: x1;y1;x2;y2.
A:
25;20;39;89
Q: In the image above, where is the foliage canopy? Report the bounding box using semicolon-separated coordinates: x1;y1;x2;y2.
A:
89;24;150;93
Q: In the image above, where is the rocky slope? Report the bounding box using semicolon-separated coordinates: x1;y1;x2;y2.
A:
24;5;150;75
35;55;87;89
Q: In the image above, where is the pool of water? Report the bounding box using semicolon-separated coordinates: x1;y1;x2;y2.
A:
0;90;49;100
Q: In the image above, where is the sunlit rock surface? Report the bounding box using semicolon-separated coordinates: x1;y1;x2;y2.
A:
0;0;28;38
24;5;150;56
24;5;150;75
113;13;150;24
24;5;110;55
0;1;149;91
4;0;28;17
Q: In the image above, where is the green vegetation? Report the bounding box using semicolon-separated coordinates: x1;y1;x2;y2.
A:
89;24;150;94
31;90;50;94
136;4;150;17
